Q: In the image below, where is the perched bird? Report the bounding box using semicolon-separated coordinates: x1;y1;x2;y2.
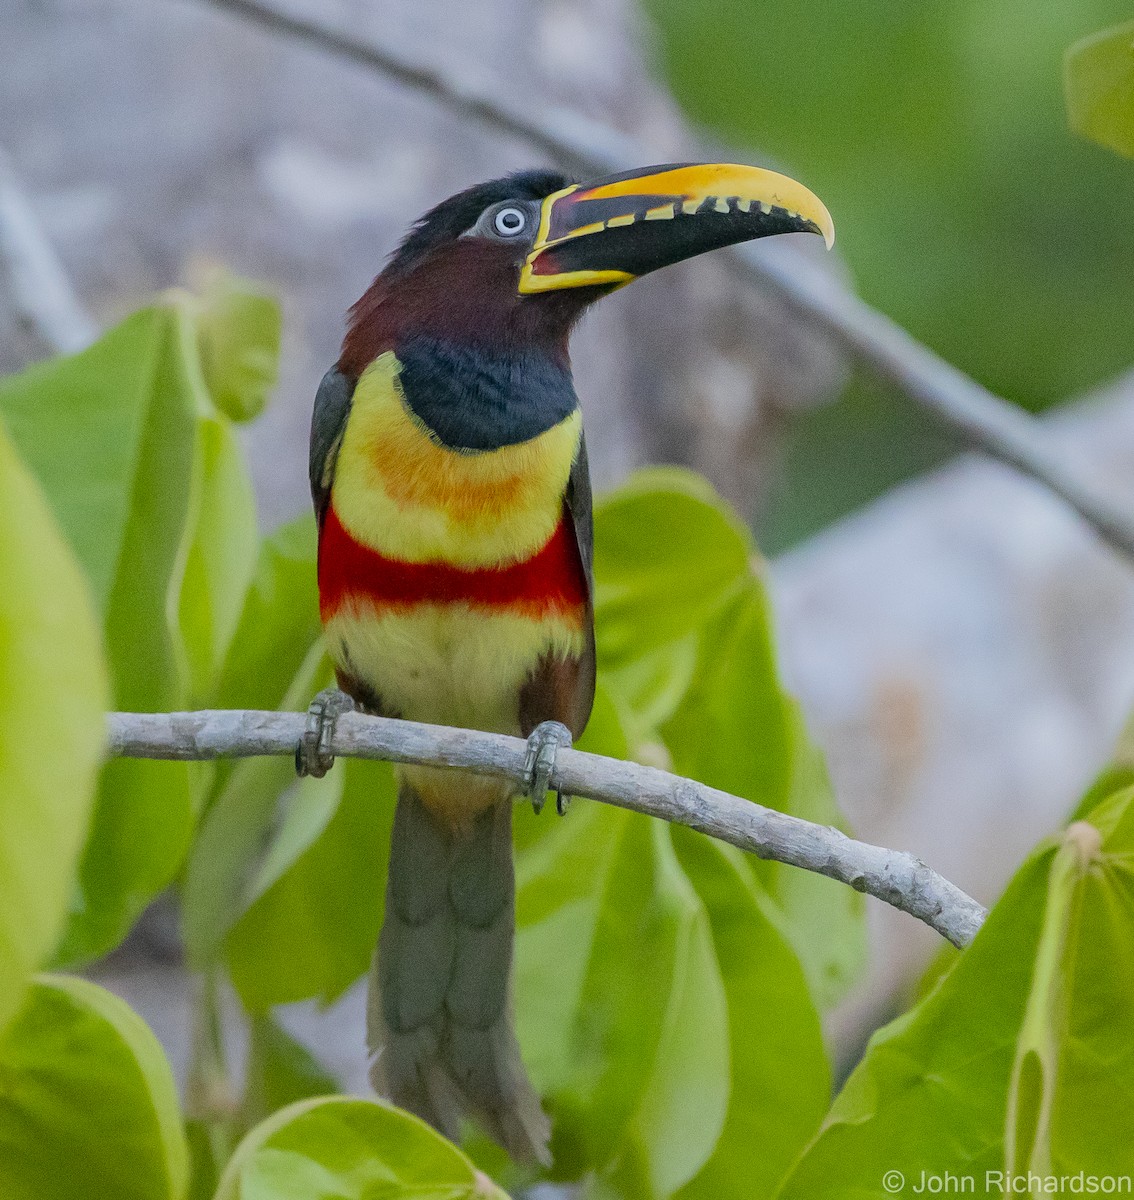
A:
299;162;833;1165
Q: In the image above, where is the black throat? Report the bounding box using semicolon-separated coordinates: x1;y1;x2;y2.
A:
394;334;578;452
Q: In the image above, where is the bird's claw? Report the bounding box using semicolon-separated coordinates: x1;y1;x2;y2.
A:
296;688;355;778
523;721;573;816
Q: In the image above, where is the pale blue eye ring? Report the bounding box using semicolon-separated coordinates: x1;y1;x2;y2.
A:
494;207;526;236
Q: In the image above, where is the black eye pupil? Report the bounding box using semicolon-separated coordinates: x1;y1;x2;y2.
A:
495;208;524;233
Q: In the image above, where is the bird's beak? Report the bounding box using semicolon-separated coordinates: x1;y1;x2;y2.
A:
519;161;834;295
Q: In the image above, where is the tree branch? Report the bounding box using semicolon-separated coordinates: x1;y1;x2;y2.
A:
0;148;98;355
184;0;1134;562
108;708;988;949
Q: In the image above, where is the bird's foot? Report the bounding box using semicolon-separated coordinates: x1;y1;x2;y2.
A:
295;687;355;778
523;721;573;816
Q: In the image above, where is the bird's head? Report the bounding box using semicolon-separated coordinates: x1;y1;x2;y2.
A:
341;162;833;373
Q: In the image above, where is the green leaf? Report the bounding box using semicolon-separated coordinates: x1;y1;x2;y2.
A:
212;515;322;714
0;306;194;624
514;800;622;1097
215;1096;507;1200
205;514;322;810
0;423;107;1036
672;832;829;1200
225;758;396;1010
592;470;863;1009
603;827;731;1199
1065;20;1134;158
776;848;1052;1197
600;636;700;758
0;975;188;1200
241;1015;340;1132
554;818;696;1178
182;643;330;968
95;307;203;712
1011;798;1134;1176
752;699;866;1009
517;809;729;1196
661;585;790;808
518;471;856;1193
177;408;259;706
518;808;829;1198
3;289;278;960
661;587;864;1009
593;468;750;666
59;756;193;963
778;789;1134;1196
1070;706;1134;822
194;269;282;423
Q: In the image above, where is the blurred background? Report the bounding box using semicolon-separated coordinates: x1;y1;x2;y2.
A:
5;0;1134;1067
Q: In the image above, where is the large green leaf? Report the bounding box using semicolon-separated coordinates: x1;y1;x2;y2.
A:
1010;797;1134;1177
212;515;321;714
215;1096;507;1200
593;468;750;666
177;409;259;707
598;825;731;1200
182;644;330;969
661;584;790;809
517;802;720;1196
0;424;106;1036
1065;20;1134;157
0;975;188;1200
204;514;322;809
748;699;866;1009
672;832;829;1200
517;796;828;1199
514;801;621;1096
225;758;395;1010
60;756;193;962
595;471;864;1009
0;307;192;620
777;856;1049;1196
521;471;857;1193
0;296;275;961
519;809;678;1177
777;788;1134;1196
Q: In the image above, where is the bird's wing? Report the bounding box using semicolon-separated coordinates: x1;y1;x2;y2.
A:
309;365;356;525
565;429;595;600
519;429;597;741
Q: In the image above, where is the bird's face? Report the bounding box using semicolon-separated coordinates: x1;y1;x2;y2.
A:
342;163;833;368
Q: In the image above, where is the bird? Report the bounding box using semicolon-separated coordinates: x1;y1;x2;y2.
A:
298;162;833;1166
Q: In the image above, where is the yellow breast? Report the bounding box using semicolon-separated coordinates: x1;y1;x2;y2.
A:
331;351;582;568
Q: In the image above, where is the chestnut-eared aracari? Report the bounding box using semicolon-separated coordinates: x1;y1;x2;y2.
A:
300;162;833;1164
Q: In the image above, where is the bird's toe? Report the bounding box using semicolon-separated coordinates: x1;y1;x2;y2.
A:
296;687;356;778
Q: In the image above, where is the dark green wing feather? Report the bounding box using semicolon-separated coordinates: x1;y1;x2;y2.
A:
519;428;596;740
309;366;356;525
565;430;594;599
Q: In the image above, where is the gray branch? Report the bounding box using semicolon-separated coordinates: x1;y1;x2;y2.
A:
0;148;98;355
188;0;1134;561
108;708;987;948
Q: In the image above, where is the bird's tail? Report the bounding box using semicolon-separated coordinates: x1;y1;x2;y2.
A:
367;777;551;1166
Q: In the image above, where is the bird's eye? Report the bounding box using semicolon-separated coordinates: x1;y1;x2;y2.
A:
493;207;527;237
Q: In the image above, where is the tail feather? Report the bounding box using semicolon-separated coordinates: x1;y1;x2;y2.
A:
446;1017;551;1159
368;780;551;1166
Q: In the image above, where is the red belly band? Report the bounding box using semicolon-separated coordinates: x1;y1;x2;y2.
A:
318;503;589;622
